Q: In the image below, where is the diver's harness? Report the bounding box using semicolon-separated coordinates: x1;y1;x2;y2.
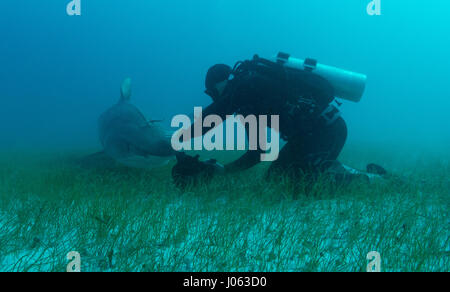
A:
230;54;342;131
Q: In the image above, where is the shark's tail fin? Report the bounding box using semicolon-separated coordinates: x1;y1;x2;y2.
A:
120;77;132;101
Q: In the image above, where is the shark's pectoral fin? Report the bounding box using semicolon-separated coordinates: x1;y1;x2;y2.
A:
77;151;117;169
148;119;164;124
116;155;172;169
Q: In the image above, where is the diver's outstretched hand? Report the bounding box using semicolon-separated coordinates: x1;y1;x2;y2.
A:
203;159;225;175
172;153;224;190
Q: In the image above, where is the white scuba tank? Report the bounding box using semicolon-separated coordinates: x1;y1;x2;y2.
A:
269;52;367;102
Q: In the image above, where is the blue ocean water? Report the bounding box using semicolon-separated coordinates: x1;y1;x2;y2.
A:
0;0;449;153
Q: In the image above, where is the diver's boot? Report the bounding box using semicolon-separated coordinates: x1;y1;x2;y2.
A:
325;161;370;185
366;163;388;177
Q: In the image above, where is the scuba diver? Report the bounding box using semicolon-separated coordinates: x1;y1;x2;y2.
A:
172;53;387;189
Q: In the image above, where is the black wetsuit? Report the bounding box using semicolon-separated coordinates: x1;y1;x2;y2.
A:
201;58;347;178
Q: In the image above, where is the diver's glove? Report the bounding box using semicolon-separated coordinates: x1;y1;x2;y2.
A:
172;153;224;189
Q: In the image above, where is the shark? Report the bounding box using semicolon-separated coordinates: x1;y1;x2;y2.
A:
94;78;175;169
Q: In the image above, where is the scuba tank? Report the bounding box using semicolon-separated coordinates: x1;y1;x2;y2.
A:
268;52;367;102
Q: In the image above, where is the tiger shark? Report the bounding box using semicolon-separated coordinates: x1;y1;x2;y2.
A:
96;78;175;169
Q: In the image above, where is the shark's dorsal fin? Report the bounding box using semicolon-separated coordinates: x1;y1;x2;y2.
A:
120;77;132;101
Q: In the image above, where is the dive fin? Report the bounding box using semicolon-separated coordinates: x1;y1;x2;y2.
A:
366;163;388;176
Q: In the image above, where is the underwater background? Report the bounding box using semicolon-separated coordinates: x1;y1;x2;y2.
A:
0;1;448;272
0;0;449;153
